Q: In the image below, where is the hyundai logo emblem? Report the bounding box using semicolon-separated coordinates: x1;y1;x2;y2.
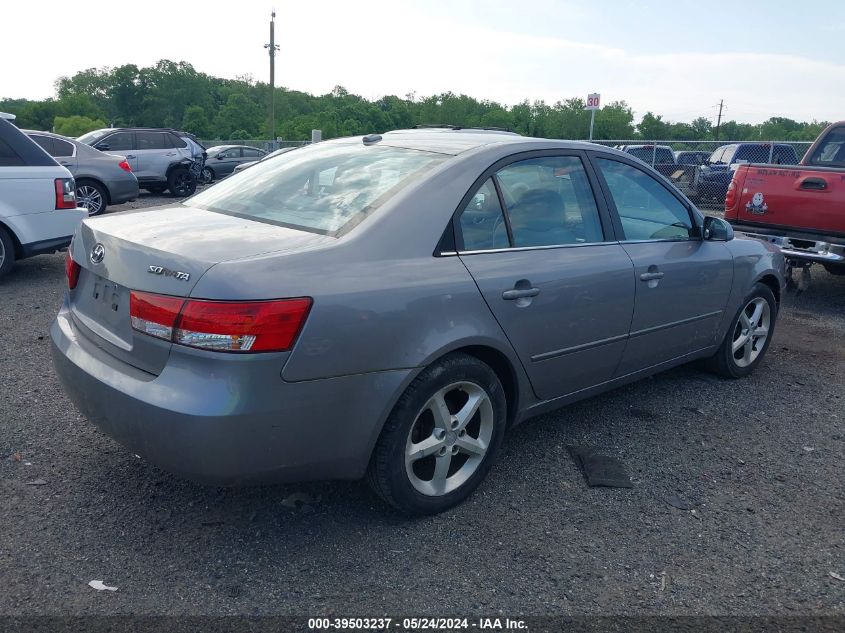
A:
90;243;105;264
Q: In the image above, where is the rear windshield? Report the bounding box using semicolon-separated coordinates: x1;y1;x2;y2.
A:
77;129;113;144
625;147;675;164
806;127;845;167
184;142;448;235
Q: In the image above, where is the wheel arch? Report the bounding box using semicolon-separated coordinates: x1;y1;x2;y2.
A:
757;273;781;306
0;218;24;258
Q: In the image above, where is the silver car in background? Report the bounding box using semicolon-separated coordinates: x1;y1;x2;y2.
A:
25;130;139;216
202;145;267;182
51;129;785;514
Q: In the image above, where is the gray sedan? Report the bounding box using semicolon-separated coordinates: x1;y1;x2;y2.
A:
202;145;267;182
25;130;139;215
51;129;784;514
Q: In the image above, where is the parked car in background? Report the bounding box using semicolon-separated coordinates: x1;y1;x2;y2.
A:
78;128;199;197
693;143;800;203
25;130;139;216
231;146;297;175
726;121;845;283
675;150;710;166
202;145;267;182
0;117;86;279
52;129;784;514
616;144;676;173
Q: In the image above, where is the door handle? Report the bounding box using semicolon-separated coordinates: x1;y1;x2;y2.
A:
502;287;540;300
798;177;827;191
639;272;665;281
125;154;136;159
166;152;176;156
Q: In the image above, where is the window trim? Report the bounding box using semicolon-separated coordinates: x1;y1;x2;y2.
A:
52;137;77;158
443;149;618;257
586;151;703;244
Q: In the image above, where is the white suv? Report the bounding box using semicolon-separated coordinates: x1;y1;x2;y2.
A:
0;114;87;279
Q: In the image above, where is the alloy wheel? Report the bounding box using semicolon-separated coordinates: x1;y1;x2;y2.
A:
0;237;5;269
77;185;103;215
404;381;494;496
732;297;771;368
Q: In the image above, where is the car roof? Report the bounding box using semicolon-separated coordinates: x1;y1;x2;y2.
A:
22;129;78;142
324;128;612;156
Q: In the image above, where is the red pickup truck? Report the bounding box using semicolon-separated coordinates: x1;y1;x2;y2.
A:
725;122;845;282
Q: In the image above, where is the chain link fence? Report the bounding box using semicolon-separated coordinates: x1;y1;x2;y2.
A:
591;140;812;206
199;139;311;152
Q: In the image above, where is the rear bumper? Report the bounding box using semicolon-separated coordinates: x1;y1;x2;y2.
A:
108;177;139;205
50;300;412;485
5;208;87;255
20;235;73;258
730;225;845;265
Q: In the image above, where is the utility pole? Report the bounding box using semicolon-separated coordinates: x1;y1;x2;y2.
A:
714;99;724;141
264;10;280;143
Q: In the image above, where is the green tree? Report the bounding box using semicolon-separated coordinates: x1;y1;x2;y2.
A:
181;105;212;138
637;112;669;140
53;115;108;136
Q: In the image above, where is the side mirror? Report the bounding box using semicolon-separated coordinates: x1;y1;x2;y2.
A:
216;154;225;159
95;143;110;151
703;216;734;241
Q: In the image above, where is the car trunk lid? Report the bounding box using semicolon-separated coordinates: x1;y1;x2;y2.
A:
68;205;334;374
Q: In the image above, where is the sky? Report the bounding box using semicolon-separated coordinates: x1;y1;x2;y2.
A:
1;0;844;124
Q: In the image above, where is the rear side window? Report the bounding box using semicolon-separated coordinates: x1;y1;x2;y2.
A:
496;156;604;247
0;137;24;166
53;138;74;157
771;145;798;165
458;178;509;251
243;147;263;158
29;135;56;156
807;127;845;166
137;132;170;150
595;158;693;241
168;133;187;148
185;143;448;235
626;147;674;164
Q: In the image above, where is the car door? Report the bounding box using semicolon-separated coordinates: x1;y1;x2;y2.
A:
590;154;734;376
214;147;243;176
95;132;137;173
456;152;635;401
135;131;176;180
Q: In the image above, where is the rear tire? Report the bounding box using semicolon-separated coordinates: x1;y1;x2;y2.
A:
167;168;196;197
76;180;108;216
0;226;15;280
705;282;777;378
367;353;507;515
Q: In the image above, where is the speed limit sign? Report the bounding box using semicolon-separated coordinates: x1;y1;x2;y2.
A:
586;93;601;110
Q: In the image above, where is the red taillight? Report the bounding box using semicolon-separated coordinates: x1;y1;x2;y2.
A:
65;251;81;289
129;291;185;341
725;178;738;210
55;178;77;209
129;291;312;353
118;160;132;173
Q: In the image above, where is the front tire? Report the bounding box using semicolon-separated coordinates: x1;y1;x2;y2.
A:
706;282;777;378
0;226;15;280
76;180;108;216
167;168;196;197
367;353;507;515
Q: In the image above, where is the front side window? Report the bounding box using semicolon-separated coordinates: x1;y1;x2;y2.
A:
708;147;726;164
186;142;448;235
219;147;241;159
457;178;509;251
98;132;133;151
595;158;693;241
496;156;604;247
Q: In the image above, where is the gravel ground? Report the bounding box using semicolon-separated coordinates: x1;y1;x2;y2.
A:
1;191;843;617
